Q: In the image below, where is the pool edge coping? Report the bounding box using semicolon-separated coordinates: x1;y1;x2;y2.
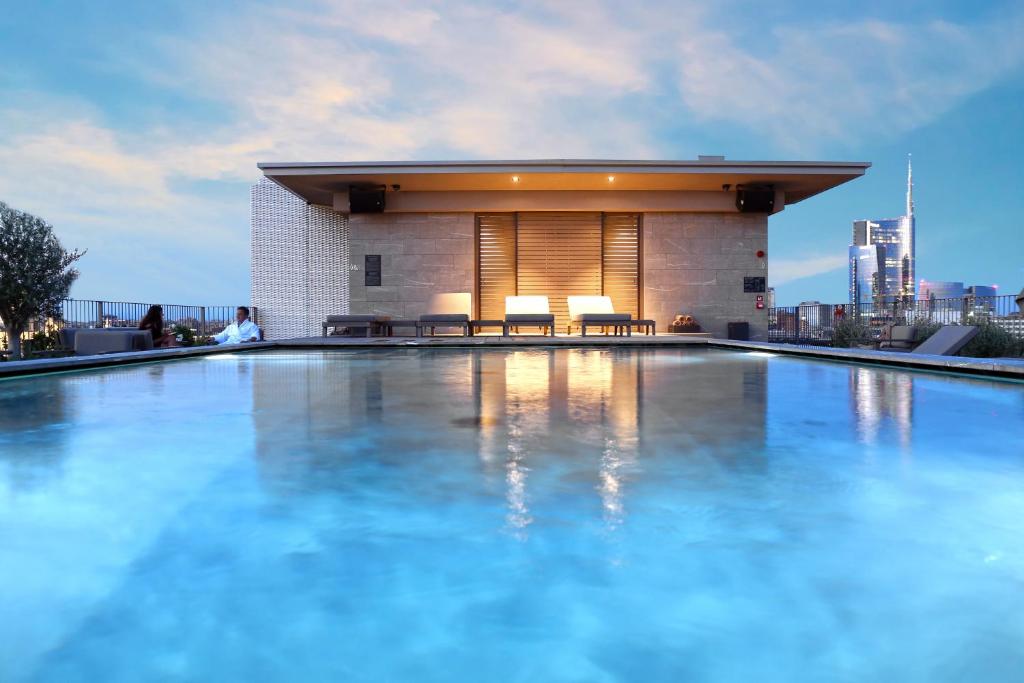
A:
708;339;1024;380
2;337;1022;382
0;343;277;379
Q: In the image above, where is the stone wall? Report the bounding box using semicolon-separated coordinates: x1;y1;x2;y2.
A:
643;212;768;339
348;213;475;318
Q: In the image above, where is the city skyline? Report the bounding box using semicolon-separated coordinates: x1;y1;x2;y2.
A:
849;156;916;309
1;2;1022;307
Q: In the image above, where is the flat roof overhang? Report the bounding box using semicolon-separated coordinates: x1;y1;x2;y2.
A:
257;159;870;210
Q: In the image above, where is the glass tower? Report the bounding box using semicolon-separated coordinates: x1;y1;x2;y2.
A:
849;156;916;307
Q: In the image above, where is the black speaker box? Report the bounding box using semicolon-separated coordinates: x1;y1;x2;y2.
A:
736;188;775;213
349;187;385;213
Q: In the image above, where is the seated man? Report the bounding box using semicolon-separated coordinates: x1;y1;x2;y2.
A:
213;306;261;344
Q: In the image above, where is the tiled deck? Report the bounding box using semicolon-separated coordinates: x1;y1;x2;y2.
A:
277;333;711;348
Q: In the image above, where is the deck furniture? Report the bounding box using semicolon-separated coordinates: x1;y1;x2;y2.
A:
73;329;154;355
419;293;471;337
907;325;979;356
631;319;657;335
567;296;633;336
323;315;389;337
877;325;918;351
504;296;555;336
381;320;422;337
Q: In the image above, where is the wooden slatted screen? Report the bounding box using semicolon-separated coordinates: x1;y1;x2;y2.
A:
516;212;603;330
602;214;641;319
476;213;517;321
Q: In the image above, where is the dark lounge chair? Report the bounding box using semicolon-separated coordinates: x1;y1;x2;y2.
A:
322;315;388;337
909;325;979;356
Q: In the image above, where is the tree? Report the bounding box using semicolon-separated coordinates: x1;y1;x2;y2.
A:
0;202;84;360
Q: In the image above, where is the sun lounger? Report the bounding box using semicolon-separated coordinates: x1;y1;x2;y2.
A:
419;293;471;336
504;296;555;336
877;325;917;351
567;296;632;336
322;315;389;337
909;325;979;356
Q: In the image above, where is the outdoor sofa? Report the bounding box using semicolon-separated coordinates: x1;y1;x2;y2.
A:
72;328;154;355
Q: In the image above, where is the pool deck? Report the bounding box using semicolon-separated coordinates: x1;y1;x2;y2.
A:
2;335;1023;381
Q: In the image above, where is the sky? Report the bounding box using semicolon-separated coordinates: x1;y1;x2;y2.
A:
1;0;1022;307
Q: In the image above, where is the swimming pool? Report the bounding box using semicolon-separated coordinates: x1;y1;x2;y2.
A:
2;347;1023;681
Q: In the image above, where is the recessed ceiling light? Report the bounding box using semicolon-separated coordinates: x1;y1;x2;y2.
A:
512;176;520;183
608;176;615;182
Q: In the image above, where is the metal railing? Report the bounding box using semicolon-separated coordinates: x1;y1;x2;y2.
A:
1;299;257;351
769;294;1024;345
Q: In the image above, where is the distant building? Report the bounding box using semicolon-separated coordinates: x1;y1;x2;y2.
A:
849;244;885;312
849;155;915;307
919;280;964;300
966;285;997;299
767;287;775;309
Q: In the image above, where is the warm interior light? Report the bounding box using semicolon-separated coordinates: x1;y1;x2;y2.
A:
607;176;615;182
512;176;520;183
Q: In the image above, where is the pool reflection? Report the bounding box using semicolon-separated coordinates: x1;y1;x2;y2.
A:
249;348;768;535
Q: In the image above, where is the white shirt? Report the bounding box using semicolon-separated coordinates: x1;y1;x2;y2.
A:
214;318;261;344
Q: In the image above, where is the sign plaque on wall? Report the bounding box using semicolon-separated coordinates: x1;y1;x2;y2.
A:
365;255;382;287
743;276;766;293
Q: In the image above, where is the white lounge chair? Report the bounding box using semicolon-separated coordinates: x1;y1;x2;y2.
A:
566;296;632;336
419;292;472;336
504;296;555;336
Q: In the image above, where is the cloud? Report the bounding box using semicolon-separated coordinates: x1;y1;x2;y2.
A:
771;254;848;286
1;0;1023;302
675;10;1024;152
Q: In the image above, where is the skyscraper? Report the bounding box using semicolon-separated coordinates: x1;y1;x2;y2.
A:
849;156;916;308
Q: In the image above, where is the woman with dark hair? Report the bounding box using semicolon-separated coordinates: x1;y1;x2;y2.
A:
139;305;177;348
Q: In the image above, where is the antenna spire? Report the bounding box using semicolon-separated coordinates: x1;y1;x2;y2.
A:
906;153;914;217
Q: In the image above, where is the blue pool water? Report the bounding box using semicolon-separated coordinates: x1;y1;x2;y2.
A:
2;347;1023;682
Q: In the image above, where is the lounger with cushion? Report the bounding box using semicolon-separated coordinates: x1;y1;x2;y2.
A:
504;296;555;336
419;292;471;336
323;315;388;337
908;325;979;356
877;325;917;351
566;296;632;336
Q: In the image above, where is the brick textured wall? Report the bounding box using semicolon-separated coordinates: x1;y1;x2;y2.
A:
251;179;350;339
348;213;475;318
643;213;768;338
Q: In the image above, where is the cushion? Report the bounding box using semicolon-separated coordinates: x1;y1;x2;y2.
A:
505;296;550;315
505;313;555;323
419;314;469;323
425;292;472;317
325;315;380;323
577;313;631;322
567;295;615;319
879;325;917;349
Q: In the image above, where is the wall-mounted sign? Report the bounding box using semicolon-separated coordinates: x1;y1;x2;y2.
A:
365;255;381;287
756;294;765;310
743;276;766;293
